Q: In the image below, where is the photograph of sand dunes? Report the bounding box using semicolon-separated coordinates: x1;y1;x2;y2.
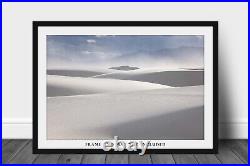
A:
46;35;205;140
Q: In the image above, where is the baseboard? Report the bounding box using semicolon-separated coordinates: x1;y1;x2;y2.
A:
219;122;248;139
3;123;32;139
2;121;248;139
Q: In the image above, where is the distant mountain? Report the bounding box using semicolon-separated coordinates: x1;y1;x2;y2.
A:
48;46;204;69
119;47;203;59
153;47;203;58
111;46;204;67
109;66;140;71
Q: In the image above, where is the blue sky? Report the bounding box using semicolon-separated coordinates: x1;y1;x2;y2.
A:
47;35;204;69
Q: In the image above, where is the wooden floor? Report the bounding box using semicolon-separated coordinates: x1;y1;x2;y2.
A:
2;140;248;164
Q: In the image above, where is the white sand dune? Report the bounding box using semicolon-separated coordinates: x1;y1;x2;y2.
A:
47;85;204;140
47;69;105;78
47;75;171;97
47;68;203;87
95;70;204;87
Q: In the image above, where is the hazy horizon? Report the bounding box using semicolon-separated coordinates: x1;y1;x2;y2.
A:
47;35;204;70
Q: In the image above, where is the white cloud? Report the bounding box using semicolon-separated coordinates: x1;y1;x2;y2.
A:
81;50;91;54
81;50;121;60
86;39;96;44
81;50;104;55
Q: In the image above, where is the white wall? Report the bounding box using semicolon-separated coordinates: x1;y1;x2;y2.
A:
2;2;248;139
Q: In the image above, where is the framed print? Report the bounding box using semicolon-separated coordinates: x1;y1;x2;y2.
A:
33;21;218;154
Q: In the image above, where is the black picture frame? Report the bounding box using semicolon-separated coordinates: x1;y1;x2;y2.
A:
33;21;218;154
